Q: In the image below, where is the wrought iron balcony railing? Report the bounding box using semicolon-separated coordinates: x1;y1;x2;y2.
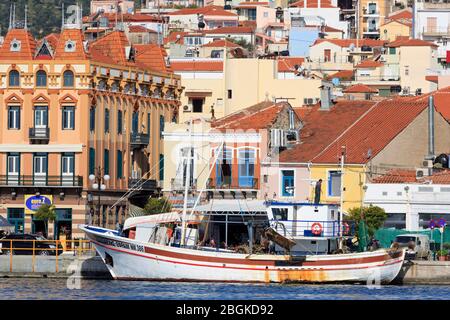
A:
0;175;83;187
29;127;49;140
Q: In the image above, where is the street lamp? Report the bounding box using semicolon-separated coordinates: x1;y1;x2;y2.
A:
89;167;110;227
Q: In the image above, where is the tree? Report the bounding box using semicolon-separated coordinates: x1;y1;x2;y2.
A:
34;204;56;238
345;205;388;238
144;197;172;215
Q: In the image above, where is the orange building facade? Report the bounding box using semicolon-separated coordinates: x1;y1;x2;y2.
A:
0;22;182;240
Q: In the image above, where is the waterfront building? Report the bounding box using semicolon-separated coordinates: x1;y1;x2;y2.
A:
0;10;182;240
262;87;450;212
169;57;322;123
364;169;450;230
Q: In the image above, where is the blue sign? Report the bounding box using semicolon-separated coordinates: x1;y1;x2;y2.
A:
25;195;52;214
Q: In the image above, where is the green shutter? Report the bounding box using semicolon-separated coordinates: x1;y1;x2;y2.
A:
104;149;109;175
117;150;123;179
159;154;164;181
89;148;95;175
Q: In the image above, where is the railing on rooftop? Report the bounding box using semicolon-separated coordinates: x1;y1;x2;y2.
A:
206;177;259;190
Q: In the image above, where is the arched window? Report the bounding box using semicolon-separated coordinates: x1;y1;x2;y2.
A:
63;70;74;87
36;70;47;87
9;70;20;87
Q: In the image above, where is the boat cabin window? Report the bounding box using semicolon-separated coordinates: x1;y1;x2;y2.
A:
272;208;288;220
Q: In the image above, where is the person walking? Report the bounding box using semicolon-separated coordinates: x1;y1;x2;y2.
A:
314;179;323;204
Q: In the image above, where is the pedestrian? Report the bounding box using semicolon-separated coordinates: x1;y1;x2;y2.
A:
314;179;323;204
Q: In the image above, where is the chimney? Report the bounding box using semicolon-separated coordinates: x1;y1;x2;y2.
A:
320;82;332;110
318;0;321;8
427;95;435;160
304;0;307;9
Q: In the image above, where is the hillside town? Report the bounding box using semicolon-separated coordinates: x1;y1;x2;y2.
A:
1;0;450;288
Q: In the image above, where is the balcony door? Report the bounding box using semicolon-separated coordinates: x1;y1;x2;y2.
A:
216;148;232;187
34;106;48;138
33;154;48;185
7;153;20;185
238;149;255;188
61;154;75;186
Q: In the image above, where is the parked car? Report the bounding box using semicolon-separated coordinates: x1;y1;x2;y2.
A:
393;234;430;260
0;233;63;256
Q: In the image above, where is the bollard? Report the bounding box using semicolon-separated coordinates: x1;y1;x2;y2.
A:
32;240;35;273
9;239;12;273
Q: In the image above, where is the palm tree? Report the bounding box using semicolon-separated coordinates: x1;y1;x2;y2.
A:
34;204;56;238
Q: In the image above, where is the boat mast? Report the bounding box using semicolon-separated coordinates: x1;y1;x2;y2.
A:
339;146;345;249
181;120;194;246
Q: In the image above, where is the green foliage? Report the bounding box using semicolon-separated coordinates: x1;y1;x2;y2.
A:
144;197;172;215
0;0;91;38
437;249;449;257
226;37;254;52
443;243;450;250
34;204;56;222
345;206;388;238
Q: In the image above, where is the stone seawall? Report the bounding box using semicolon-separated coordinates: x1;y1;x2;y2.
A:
0;254;112;279
395;260;450;284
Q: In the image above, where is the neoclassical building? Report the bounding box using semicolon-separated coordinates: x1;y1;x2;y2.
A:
0;16;182;240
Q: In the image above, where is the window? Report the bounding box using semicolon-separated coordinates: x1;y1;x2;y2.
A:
228;90;232;99
281;170;294;197
272;208;288;220
389;47;396;55
328;170;341;197
147;113;151;135
89;148;95;175
405;66;409;76
117;150;123;178
192;98;204;113
263;12;268;17
61;153;74;176
248;8;256;20
104;108;110;133
9;70;20;87
368;3;377;14
90;108;95;132
36;70;47;87
62;106;75;130
160;115;164;139
117;110;122;134
238;149;255;187
7;153;20;185
289;109;295;129
132;111;138;134
159;154;164;181
8;106;20;129
104;149;109;175
216;147;233;186
7;208;24;234
63;70;74;87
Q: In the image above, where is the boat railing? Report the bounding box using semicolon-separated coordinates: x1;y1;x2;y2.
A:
269;219;357;238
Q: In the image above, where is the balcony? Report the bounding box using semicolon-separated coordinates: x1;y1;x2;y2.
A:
362;10;380;17
128;178;157;191
422;26;450;37
170;178;197;191
363;28;380;35
130;133;150;148
29;127;49;142
0;175;83;187
206;178;259;190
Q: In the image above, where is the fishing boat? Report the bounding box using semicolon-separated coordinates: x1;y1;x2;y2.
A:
80;203;405;283
81;123;405;284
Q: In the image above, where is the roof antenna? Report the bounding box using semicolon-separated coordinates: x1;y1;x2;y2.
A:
24;4;28;30
8;2;12;30
62;2;65;30
12;3;16;29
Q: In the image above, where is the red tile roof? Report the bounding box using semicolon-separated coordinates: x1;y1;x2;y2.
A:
387;38;438;48
280;101;376;163
89;30;132;66
312;38;387;48
202;39;240;48
373;169;450;184
54;29;88;60
343;84;378;93
355;59;383;68
0;29;37;60
212;101;292;130
327;70;354;81
135;44;171;73
432;91;450;122
129;25;157;33
312;98;429;164
170;60;223;72
290;0;337;8
168;5;237;17
203;26;255;34
388;9;413;21
277;57;305;72
164;31;188;45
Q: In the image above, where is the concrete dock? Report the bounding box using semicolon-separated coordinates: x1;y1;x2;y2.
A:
0;253;112;279
395;260;450;285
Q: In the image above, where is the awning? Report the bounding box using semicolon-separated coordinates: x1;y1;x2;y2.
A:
123;212;181;230
194;200;267;214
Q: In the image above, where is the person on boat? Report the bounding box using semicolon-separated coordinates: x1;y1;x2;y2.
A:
209;238;216;248
314;179;323;204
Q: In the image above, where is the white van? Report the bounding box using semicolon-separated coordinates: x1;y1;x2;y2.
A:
393;234;430;260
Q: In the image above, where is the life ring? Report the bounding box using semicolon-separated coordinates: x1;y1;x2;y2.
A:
311;222;323;236
342;222;350;235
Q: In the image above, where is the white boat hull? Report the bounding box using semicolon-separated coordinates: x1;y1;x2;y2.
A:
81;225;405;284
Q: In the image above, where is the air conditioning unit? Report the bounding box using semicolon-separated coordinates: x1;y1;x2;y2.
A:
416;168;430;178
183;105;192;112
423;159;433;168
